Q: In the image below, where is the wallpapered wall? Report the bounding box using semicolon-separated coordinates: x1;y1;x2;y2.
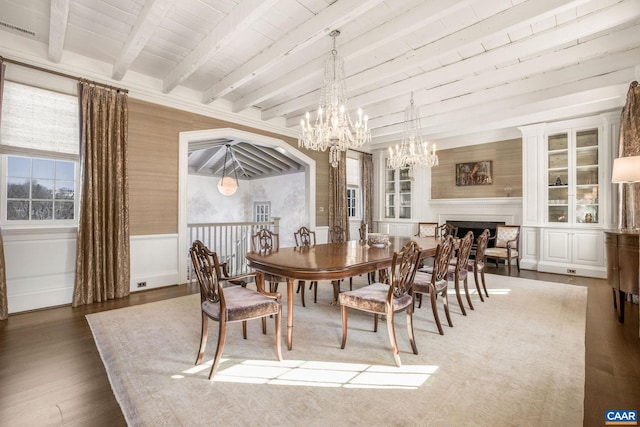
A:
430;138;522;199
188;172;307;248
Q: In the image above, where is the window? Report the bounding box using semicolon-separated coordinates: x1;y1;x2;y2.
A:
347;187;357;217
346;156;360;219
254;202;270;222
5;156;76;220
1;81;79;226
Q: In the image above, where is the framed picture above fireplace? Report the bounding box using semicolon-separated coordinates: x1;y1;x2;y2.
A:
455;160;493;186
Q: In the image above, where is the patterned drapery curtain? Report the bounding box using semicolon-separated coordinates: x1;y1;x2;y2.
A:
617;81;640;229
361;152;373;231
0;61;8;320
73;82;130;306
329;151;349;240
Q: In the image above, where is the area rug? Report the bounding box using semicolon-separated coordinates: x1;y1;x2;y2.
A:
87;274;587;427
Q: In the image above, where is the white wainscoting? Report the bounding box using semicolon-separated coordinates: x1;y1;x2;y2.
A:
130;234;181;290
4;228;77;314
3;230;182;314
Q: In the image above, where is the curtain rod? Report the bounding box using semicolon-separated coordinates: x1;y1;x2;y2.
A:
0;55;128;93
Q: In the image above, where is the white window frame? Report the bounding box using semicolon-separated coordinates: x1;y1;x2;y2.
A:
254;201;271;222
346;155;361;220
0;80;80;229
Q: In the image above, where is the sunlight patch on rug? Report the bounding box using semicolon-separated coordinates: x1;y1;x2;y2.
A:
173;358;437;389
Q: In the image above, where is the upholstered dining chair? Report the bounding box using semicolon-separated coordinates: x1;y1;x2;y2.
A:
412;236;455;335
251;228;286;293
294;226;318;307
328;224;347;243
448;231;475;314
468;229;490;301
416;222;438;237
328;224;353;291
437;223;458;238
338;240;421;367
189;240;282;380
484;225;520;275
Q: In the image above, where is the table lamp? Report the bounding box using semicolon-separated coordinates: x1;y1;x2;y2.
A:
612;155;640;230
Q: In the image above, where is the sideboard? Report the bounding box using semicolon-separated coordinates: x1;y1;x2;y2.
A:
604;230;639;323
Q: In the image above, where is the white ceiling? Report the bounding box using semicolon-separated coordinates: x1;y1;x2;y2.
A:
1;0;639;154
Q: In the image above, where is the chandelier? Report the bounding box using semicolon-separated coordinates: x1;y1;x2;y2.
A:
299;30;370;168
217;144;240;196
387;92;438;179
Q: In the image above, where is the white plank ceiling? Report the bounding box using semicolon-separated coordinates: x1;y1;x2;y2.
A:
1;0;639;177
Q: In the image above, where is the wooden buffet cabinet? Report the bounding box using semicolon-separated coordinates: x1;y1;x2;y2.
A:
604;230;639;323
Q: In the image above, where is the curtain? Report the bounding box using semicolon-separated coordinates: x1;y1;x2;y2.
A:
329;151;349;240
73;82;130;306
617;81;640;229
361;152;373;231
0;61;7;320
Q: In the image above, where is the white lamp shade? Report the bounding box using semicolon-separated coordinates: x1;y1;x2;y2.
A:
217;176;238;196
611;155;640;183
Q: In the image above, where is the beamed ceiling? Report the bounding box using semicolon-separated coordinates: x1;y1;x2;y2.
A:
1;0;639;179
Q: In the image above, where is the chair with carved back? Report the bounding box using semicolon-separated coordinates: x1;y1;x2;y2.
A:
468;229;490;301
189;240;282;380
484;225;520;275
448;231;475;314
412;236;455;335
328;225;353;291
338;240;421;367
437;223;458;238
416;222;438;237
294;226;318;307
251;228;286;293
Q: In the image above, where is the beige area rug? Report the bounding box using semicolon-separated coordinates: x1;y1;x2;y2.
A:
87;274;587;427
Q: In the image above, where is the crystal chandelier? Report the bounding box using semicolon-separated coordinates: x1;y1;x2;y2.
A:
299;30;370;168
387;92;438;179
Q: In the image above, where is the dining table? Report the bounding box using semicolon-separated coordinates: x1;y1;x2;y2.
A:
245;235;445;350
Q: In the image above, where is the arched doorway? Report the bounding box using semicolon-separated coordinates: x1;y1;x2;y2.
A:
178;128;316;281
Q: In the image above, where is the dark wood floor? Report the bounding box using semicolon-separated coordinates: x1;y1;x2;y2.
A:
1;267;639;427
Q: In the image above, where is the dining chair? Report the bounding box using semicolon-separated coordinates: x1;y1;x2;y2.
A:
328;224;347;243
251;228;286;293
293;226;318;307
484;225;520;275
416;222;438;237
437;223;458;238
468;229;490;301
338;240;421;367
448;231;475;314
328;224;353;291
189;240;282;380
412;235;455;335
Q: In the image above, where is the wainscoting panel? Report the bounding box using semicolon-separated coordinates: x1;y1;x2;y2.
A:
3;228;77;313
130;234;181;291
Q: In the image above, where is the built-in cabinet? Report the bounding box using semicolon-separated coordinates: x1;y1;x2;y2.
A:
384;165;411;219
519;113;619;278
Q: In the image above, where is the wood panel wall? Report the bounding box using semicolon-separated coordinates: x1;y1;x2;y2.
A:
430;139;522;199
128;98;329;236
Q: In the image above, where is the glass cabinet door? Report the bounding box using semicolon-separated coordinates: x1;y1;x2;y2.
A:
574;129;599;224
548;132;569;223
385;165;411;219
384;168;396;219
546;127;599;225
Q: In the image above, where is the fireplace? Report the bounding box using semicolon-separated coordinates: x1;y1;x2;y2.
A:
446;220;505;254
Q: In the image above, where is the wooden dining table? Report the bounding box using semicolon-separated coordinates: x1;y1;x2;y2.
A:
245;235;444;350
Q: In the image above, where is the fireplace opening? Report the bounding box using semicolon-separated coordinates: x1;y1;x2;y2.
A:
446;220;505;258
